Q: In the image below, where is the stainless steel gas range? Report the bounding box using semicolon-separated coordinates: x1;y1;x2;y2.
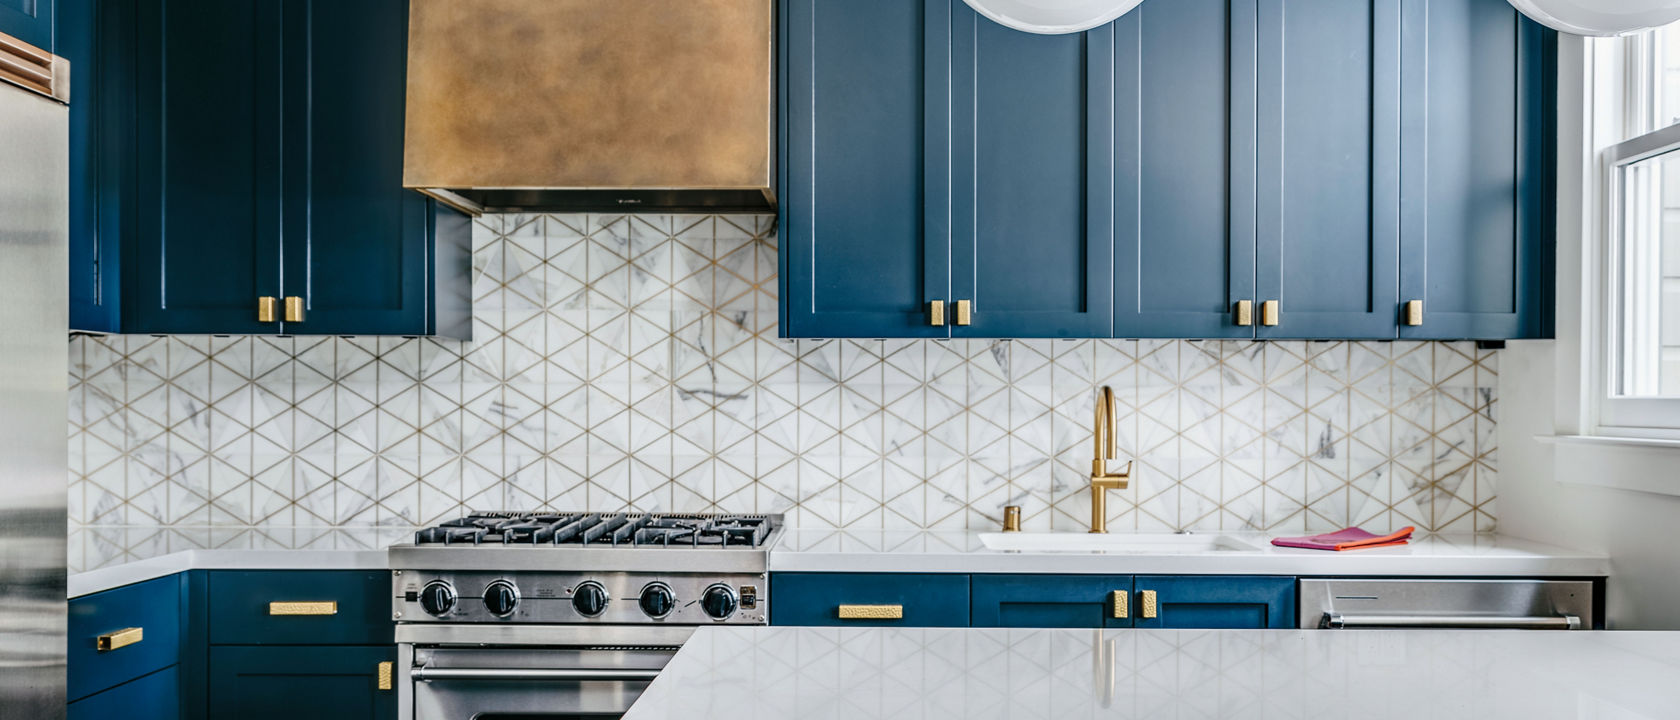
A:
388;512;782;720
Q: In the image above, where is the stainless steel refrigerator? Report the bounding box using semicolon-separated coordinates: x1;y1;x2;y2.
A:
0;30;69;720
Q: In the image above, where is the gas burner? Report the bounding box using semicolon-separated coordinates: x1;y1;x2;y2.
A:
412;512;776;548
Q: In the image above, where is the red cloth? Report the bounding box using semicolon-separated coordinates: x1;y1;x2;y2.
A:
1271;526;1414;551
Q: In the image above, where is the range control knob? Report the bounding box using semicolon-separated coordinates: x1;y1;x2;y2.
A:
700;584;738;621
419;580;456;617
638;583;675;619
482;580;519;617
572;581;610;618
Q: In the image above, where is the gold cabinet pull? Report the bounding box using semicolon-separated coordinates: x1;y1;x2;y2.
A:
1234;299;1253;327
257;296;279;323
269;601;338;616
837;604;903;620
377;661;393;691
1110;590;1128;619
955;299;972;326
96;627;143;652
1403;299;1423;326
284;296;304;323
929;300;945;327
1139;590;1158;619
1260;300;1279;327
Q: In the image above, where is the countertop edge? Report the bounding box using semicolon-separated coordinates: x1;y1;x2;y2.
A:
69;548;390;598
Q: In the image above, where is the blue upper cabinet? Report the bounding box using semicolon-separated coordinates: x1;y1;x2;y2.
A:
278;0;470;338
1255;0;1402;339
127;0;283;335
949;2;1113;338
779;0;949;339
0;0;54;53
62;0;124;333
1111;0;1256;338
68;0;471;337
1399;0;1554;339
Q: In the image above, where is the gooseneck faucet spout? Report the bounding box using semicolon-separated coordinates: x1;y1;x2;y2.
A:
1089;386;1132;534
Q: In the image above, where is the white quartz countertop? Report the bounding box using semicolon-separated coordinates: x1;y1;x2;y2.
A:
769;529;1611;577
626;626;1680;720
68;525;404;598
68;526;1609;597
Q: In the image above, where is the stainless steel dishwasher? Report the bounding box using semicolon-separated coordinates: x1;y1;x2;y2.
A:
1299;579;1597;630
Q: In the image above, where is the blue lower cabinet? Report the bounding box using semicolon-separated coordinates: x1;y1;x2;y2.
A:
971;574;1134;628
68;666;179;720
771;573;969;627
1131;575;1295;629
68;575;183;701
208;646;395;720
207;570;394;646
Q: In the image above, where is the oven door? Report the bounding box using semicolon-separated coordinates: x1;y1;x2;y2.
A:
398;625;694;720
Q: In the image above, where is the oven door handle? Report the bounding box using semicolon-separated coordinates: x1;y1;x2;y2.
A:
1322;612;1583;630
411;667;662;682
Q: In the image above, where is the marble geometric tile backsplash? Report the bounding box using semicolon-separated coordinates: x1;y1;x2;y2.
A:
68;213;1497;534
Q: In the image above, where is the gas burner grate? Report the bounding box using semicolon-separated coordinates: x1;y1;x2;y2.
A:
412;512;775;548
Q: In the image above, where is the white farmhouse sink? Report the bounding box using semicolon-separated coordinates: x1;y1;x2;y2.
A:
977;532;1262;554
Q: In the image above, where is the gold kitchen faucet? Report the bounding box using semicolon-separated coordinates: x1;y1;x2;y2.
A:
1088;386;1132;534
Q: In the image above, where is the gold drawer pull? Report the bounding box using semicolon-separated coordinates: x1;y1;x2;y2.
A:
377;661;393;691
1140;590;1158;619
1110;590;1128;619
837;604;903;620
97;627;143;652
269;601;338;616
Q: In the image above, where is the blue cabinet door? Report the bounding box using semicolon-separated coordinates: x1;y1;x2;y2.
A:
0;0;53;53
127;0;282;334
949;2;1113;338
207;570;395;646
62;0;126;333
277;0;470;338
68;575;183;701
1132;575;1296;629
1255;0;1402;339
1112;0;1258;339
779;0;949;339
771;573;970;627
209;645;395;720
1399;0;1554;339
971;574;1134;628
68;666;179;720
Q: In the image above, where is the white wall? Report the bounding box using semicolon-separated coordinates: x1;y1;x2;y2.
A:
1499;342;1680;629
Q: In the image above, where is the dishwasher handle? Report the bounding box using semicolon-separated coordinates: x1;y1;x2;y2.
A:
411;667;662;682
1322;612;1582;630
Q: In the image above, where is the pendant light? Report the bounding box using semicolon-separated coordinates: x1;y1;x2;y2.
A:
1507;0;1680;36
959;0;1146;35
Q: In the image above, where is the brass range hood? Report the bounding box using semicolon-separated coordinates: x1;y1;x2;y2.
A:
403;0;774;215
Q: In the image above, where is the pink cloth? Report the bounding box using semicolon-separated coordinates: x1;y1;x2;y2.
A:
1272;526;1414;551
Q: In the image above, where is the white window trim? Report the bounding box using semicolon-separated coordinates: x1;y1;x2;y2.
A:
1549;34;1680;497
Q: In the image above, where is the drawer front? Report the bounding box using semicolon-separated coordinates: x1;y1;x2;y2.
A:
1132;575;1296;629
771;573;969;627
209;570;393;645
68;666;180;720
68;576;182;701
971;574;1134;628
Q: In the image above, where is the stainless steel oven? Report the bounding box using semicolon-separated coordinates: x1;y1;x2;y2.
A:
398;625;695;720
388;513;780;720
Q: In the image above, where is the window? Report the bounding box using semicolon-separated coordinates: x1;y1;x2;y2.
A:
1597;24;1680;436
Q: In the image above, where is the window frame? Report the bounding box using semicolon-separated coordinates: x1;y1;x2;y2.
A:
1598;122;1680;436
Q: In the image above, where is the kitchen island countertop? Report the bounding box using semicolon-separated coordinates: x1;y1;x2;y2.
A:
625;625;1680;720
